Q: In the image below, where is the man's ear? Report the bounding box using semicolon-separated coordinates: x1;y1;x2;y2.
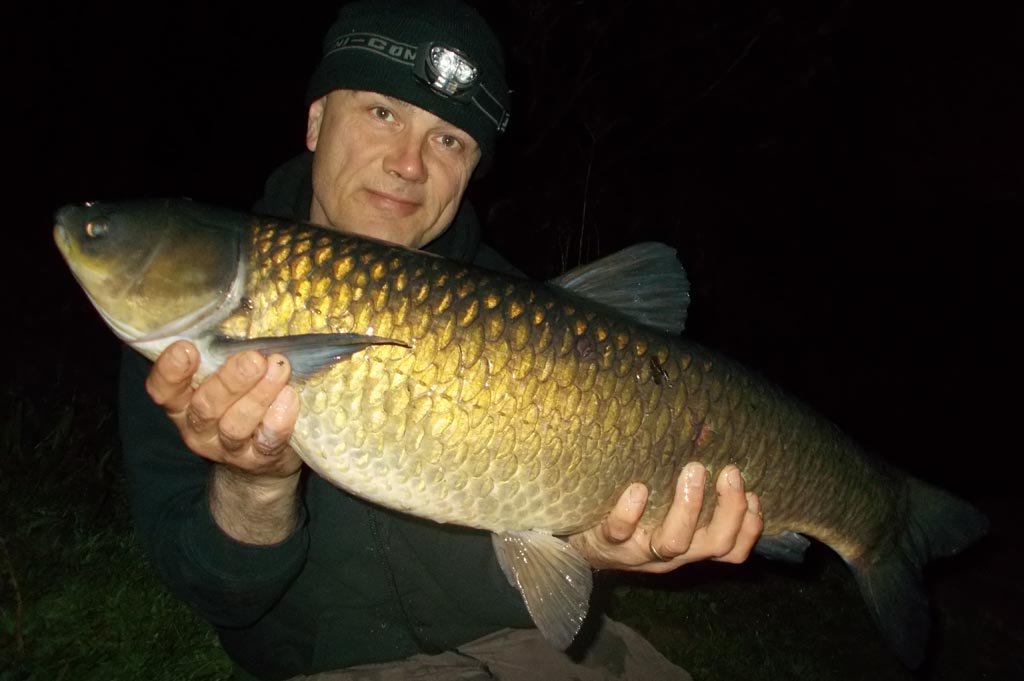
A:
306;97;326;152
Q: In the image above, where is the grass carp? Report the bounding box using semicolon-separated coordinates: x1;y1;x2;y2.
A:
53;198;987;666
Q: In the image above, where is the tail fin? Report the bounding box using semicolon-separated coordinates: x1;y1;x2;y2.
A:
851;477;988;667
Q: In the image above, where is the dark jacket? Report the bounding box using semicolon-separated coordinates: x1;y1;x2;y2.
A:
119;153;532;681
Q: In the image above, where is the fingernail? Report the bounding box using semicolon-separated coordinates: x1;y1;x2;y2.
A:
266;356;287;380
168;343;191;372
628;483;647;507
236;352;263;379
747;492;761;515
727;466;742;490
685;462;706;488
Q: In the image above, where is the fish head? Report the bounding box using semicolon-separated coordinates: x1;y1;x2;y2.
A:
53;199;245;345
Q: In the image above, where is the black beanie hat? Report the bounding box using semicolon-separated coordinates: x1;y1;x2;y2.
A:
307;0;510;174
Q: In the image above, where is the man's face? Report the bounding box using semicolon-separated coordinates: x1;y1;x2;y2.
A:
305;89;481;249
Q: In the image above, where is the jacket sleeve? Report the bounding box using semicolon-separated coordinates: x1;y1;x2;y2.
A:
118;347;309;628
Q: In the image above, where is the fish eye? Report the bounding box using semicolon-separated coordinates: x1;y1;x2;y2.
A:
85;220;109;238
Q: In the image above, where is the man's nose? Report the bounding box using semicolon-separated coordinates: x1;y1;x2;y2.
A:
384;130;427;182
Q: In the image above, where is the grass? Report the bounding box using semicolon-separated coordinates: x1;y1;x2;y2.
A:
604;552;902;679
0;352;231;681
0;520;230;680
1;329;1019;680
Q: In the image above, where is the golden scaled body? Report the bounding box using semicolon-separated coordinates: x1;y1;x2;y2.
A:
218;219;896;552
54;199;989;663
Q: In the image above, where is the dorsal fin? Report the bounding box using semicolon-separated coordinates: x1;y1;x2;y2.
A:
548;242;689;335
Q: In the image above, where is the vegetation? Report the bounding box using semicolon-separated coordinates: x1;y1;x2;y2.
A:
0;336;232;680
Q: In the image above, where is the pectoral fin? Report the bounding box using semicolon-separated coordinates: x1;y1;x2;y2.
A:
492;530;594;649
209;333;409;379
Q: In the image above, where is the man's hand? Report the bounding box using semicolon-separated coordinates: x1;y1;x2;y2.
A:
146;340;303;544
568;462;763;572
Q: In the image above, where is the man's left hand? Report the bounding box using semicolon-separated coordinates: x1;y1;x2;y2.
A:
568;462;762;572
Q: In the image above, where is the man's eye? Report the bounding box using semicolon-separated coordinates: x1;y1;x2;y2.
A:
372;107;395;122
439;134;461;150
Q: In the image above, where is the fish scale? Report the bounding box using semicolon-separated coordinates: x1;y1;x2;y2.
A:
239;222;847;539
55;199;988;665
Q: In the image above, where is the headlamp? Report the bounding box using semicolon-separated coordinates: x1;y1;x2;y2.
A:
312;31;509;136
416;44;479;99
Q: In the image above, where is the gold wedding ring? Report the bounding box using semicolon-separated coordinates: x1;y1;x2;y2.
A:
649;543;671;562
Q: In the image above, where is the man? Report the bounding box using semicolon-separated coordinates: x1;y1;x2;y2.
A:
119;1;763;679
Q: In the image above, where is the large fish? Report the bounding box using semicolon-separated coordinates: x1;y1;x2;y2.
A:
54;198;986;666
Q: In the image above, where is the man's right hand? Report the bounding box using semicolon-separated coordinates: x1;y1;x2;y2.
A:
146;340;303;544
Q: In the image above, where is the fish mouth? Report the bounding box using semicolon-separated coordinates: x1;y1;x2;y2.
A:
53;221;105;316
53;220;79;262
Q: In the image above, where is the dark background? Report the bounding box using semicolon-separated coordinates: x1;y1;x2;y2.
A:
6;0;1022;676
13;0;1019;491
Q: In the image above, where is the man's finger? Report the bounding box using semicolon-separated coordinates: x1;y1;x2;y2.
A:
699;465;751;558
714;492;764;564
648;461;706;559
602;483;648;543
145;341;200;411
217;354;292;446
253;386;300;457
184;351;268;439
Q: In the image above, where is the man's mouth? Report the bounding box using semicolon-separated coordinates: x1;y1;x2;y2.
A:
364;189;421;217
